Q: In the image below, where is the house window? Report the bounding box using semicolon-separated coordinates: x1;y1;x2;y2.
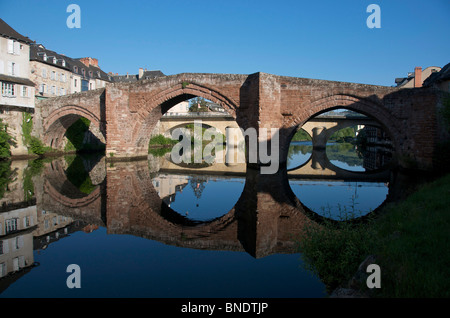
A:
43;53;47;61
89;71;93;77
21;86;28;97
60;87;65;95
62;60;66;67
81;79;89;91
61;73;66;82
42;68;47;78
73;66;78;73
0;262;6;278
7;62;17;76
7;39;20;55
52;57;56;64
74;79;77;87
5;219;18;234
39;83;45;94
51;71;55;80
51;86;56;95
1;82;15;97
81;69;86;77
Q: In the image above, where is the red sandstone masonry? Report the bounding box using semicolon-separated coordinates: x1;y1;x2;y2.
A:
37;72;443;170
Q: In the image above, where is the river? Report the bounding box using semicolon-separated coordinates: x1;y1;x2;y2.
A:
0;141;402;298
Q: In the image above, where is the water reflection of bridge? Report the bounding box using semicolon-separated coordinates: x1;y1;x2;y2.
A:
154;148;390;182
30;153;402;262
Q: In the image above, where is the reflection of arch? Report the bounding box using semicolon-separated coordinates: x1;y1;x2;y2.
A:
40;159;105;225
131;82;242;156
288;148;391;181
43;105;105;149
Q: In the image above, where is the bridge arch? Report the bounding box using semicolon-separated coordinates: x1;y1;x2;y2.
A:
131;82;242;156
43;105;105;149
282;93;401;165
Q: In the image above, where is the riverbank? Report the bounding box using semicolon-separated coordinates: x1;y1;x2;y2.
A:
296;172;450;297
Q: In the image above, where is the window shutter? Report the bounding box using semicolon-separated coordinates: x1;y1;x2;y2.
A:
0;60;3;74
7;40;13;53
15;63;20;77
14;41;20;55
2;240;9;254
7;62;12;75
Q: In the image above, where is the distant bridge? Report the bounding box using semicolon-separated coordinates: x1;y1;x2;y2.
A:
158;111;380;150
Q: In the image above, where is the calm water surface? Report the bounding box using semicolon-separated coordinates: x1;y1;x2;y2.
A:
0;141;394;298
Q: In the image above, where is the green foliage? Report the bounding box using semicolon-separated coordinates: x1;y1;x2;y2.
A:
296;208;376;293
291;129;312;141
64;117;105;152
148;146;173;157
296;173;450;297
23;159;46;201
65;155;96;194
0;160;14;199
189;97;210;112
22;113;53;155
28;136;52;155
330;126;357;142
0;119;14;159
149;134;178;147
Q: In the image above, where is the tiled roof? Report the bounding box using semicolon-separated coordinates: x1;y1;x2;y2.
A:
0;18;33;44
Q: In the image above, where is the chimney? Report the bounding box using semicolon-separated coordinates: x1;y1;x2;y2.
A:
79;57;99;68
414;66;422;87
139;68;144;79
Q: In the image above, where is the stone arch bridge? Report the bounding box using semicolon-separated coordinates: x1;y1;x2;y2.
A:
33;72;446;170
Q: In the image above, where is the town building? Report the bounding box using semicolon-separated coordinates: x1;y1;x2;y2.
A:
0;18;35;156
395;65;441;88
110;68;165;83
423;62;450;92
30;44;112;97
29;44;72;99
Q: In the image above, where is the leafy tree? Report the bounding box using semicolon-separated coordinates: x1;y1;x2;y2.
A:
189;97;210;112
0;119;14;159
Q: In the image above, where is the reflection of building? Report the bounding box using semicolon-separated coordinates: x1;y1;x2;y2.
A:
152;174;189;206
33;209;74;238
363;146;393;171
0;206;37;280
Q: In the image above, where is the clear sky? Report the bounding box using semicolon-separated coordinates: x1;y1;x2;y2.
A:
1;0;449;86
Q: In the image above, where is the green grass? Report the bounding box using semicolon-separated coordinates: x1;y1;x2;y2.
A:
148;134;178;147
296;173;450;297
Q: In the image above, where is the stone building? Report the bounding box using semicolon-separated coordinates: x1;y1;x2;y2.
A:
71;57;112;92
0;18;35;156
30;44;112;97
110;68;165;83
29;44;72;99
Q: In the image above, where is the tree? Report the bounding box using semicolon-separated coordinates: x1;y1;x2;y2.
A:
189;97;210;112
0;119;14;159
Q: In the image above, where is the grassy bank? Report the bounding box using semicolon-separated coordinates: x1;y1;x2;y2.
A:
296;173;450;297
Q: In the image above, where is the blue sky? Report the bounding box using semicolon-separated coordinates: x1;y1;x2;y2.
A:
1;0;449;86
